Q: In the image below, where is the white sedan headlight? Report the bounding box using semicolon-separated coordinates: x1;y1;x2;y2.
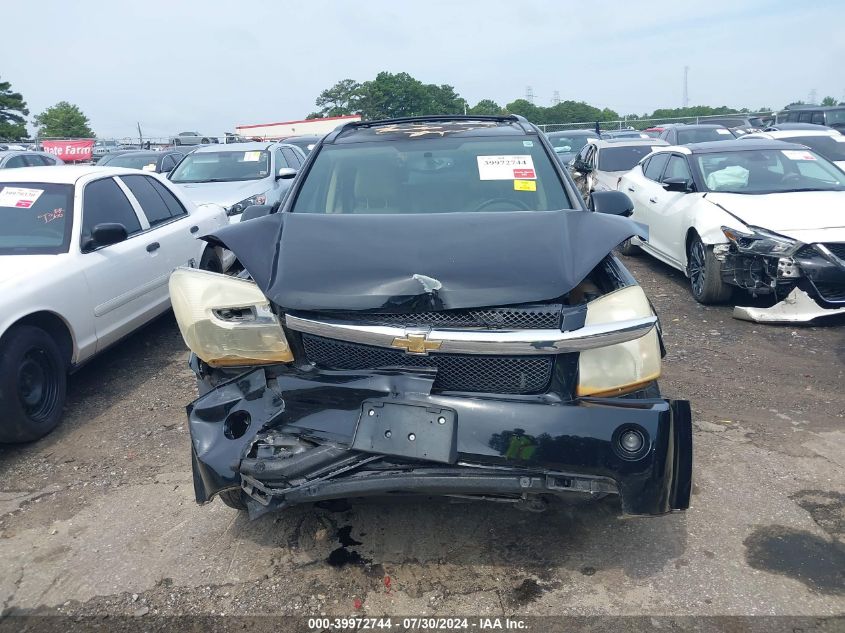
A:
227;192;268;216
169;268;293;367
577;286;661;397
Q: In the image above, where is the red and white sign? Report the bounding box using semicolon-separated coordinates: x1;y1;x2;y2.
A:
42;139;95;162
477;155;537;180
0;186;44;208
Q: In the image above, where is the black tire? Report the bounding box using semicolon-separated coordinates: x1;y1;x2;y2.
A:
174;138;181;146
687;234;733;304
199;248;223;274
0;325;67;443
201;138;210;144
219;489;248;510
618;237;641;256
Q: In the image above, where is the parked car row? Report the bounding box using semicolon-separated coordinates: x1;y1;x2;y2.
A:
555;123;845;324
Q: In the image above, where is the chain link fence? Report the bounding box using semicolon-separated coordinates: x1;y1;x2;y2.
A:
538;112;774;133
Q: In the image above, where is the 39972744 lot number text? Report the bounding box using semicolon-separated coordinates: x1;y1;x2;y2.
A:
307;618;527;630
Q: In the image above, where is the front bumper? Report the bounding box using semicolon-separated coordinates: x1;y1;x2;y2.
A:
188;364;692;517
734;287;845;323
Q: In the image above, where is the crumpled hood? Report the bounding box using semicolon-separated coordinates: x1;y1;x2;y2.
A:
706;191;845;235
203;210;646;312
171;179;266;208
0;254;66;290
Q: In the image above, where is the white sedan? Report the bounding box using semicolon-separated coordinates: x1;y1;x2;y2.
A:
0;166;232;442
618;139;845;322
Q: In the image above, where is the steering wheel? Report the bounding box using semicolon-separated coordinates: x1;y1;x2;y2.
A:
781;173;802;184
473;197;532;212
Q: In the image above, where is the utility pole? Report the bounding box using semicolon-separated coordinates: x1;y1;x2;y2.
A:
137;122;143;148
682;66;689;109
551;90;561;105
525;86;534;105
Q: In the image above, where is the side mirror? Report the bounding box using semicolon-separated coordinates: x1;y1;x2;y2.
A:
575;160;592;173
276;167;297;180
590;191;634;217
662;177;693;193
90;223;128;249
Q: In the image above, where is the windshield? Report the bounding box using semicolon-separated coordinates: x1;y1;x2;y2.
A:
291;136;571;214
547;134;597;153
748;117;765;128
169;150;270;183
785;136;845;162
598;146;656;171
0;182;74;254
286;138;319;154
677;128;734;144
826;109;845;125
102;153;159;170
696;148;845;193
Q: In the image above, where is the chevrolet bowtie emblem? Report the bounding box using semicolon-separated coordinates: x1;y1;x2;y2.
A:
391;333;442;355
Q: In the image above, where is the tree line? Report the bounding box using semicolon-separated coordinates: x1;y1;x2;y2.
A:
307;71;844;127
1;71;843;141
0;76;94;140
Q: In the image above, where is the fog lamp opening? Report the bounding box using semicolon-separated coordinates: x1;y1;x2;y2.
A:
620;429;644;453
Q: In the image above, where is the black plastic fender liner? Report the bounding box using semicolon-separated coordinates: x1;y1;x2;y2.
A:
202;210;648;312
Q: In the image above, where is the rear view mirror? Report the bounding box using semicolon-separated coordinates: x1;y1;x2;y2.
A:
590;191;634;217
276;167;297;180
90;223;128;249
662;177;693;193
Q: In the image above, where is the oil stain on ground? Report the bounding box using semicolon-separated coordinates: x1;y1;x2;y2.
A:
744;525;845;595
790;490;843;538
509;578;546;606
327;525;369;568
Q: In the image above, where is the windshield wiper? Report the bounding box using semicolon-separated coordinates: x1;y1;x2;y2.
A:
776;187;844;193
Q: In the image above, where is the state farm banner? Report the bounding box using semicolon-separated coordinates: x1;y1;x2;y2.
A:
42;139;95;162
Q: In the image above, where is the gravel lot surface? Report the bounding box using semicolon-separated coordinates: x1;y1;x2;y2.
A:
1;253;843;619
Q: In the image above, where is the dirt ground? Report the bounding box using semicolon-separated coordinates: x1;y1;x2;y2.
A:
1;253;843;619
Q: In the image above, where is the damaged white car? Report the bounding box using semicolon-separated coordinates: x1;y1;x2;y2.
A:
619;139;845;322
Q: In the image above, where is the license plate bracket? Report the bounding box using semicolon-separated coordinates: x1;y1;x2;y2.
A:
351;401;458;464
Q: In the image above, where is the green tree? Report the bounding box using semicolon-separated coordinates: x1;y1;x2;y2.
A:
0;76;29;140
468;99;503;115
425;83;464;115
34;101;94;138
357;72;434;119
821;95;837;106
504;98;543;122
314;78;362;117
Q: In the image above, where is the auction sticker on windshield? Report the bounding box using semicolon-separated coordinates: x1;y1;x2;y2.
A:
514;179;537;191
716;129;732;135
782;150;816;161
477;155;536;180
0;186;44;208
243;151;261;162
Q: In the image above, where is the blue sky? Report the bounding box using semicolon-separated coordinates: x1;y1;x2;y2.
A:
2;0;842;138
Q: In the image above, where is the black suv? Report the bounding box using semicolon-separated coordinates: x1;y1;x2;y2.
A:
169;115;692;519
777;106;845;133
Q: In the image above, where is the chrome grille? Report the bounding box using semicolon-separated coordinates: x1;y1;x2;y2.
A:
302;334;554;394
308;304;563;330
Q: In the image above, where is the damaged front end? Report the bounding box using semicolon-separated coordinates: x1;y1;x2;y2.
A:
172;211;692;519
717;226;845;322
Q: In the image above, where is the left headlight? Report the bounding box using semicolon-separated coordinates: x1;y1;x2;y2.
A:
227;192;267;216
577;286;661;397
169;267;293;367
721;225;798;255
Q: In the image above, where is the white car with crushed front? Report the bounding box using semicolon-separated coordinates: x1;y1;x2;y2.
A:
619;139;845;322
0;166;232;442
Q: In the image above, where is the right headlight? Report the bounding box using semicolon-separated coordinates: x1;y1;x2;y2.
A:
577;286;661;397
721;225;799;256
169;267;293;367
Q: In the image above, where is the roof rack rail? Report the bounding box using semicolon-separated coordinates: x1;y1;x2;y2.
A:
335;114;532;133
